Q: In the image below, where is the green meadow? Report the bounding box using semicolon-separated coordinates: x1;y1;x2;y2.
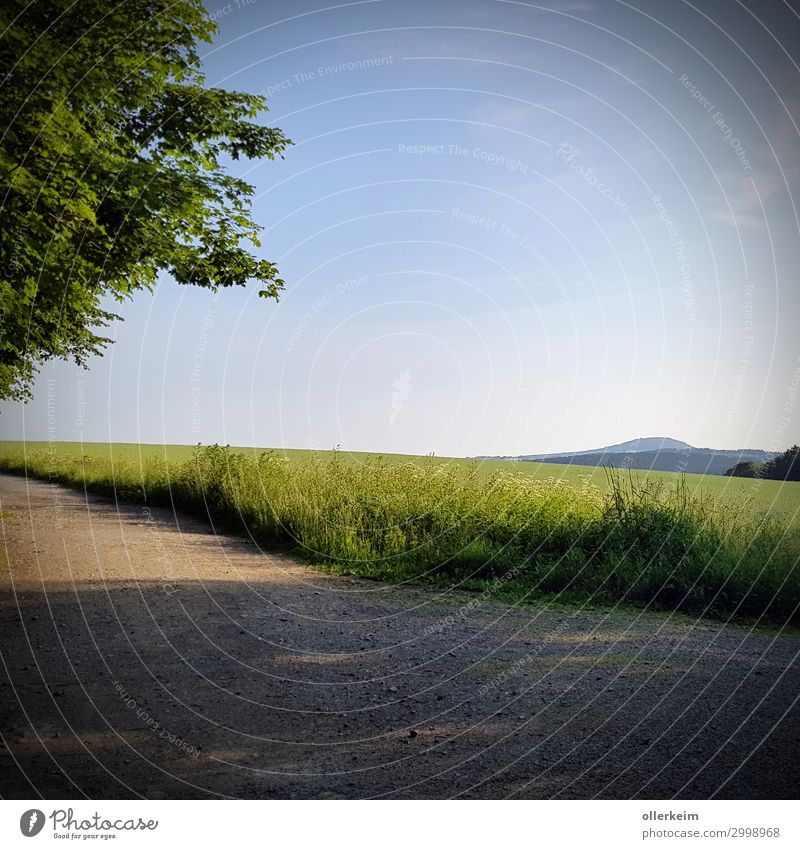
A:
0;441;798;625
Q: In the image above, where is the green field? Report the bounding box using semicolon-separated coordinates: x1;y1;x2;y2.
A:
0;441;798;625
0;440;796;525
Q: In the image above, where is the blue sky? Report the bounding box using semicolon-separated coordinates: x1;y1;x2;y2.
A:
3;0;799;456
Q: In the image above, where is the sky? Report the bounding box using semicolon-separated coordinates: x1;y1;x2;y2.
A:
2;0;800;456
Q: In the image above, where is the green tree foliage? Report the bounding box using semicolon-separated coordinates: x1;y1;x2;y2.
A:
0;0;290;400
724;461;764;478
725;460;764;478
762;445;800;482
726;446;800;481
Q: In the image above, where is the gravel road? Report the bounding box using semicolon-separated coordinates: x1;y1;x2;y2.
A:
1;473;798;799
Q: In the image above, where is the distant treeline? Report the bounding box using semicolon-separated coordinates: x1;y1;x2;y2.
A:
522;448;773;476
726;446;800;481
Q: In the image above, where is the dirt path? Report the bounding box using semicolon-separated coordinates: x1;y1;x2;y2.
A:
0;472;798;799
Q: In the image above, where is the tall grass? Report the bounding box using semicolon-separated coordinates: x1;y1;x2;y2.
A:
1;444;797;625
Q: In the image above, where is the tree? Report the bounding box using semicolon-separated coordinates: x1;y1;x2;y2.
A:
0;0;290;400
763;445;800;482
726;447;800;481
725;461;764;478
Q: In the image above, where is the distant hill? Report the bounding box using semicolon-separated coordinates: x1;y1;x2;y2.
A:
532;436;693;458
476;438;778;476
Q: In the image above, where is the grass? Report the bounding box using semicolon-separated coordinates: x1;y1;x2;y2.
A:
0;440;796;525
0;440;798;626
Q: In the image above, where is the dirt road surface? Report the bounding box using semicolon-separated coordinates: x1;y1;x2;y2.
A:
1;473;798;799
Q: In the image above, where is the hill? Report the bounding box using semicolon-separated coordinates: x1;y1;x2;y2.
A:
477;439;777;476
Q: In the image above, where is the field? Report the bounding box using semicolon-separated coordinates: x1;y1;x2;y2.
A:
1;440;797;523
0;440;798;625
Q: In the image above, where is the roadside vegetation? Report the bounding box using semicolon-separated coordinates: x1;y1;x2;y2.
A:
0;442;797;626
